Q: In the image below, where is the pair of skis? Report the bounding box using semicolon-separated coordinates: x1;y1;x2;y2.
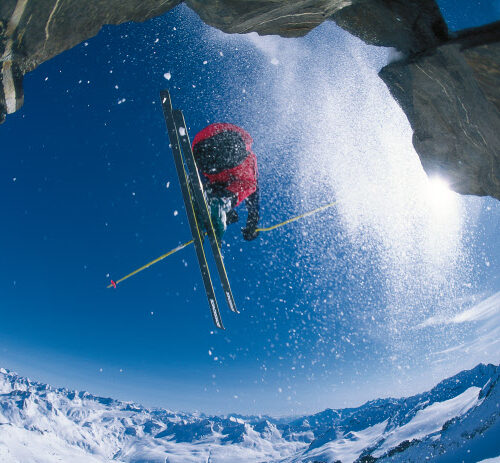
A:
160;90;238;330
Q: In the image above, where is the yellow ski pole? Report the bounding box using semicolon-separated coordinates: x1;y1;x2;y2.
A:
107;200;337;288
107;239;194;288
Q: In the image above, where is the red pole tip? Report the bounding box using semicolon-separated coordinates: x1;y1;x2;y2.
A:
111;280;117;289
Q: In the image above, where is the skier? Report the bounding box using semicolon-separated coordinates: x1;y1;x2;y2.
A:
192;123;260;241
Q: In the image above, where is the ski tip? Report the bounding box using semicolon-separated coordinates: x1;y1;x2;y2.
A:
110;280;117;289
230;304;240;314
226;292;239;314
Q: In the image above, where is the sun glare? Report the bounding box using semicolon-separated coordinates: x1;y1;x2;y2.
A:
425;176;455;212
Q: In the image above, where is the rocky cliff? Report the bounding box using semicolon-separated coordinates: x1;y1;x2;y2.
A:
1;0;499;199
379;21;500;199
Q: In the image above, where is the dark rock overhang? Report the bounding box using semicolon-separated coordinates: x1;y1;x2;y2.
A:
1;0;499;200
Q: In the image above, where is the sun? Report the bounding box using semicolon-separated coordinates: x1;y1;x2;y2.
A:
424;176;455;212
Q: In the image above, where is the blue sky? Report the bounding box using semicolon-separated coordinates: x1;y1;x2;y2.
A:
0;4;499;416
437;0;500;30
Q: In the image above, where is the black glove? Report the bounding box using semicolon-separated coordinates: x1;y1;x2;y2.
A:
242;225;259;241
226;209;239;225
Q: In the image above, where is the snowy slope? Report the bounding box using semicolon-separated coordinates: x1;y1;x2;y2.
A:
0;365;498;463
283;364;500;463
373;366;500;463
0;367;304;463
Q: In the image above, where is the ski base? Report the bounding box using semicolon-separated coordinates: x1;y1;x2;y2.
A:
160;89;239;328
160;90;224;329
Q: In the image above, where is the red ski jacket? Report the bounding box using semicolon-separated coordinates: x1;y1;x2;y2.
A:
192;123;258;206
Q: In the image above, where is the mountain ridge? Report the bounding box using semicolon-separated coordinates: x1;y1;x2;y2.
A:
0;363;498;462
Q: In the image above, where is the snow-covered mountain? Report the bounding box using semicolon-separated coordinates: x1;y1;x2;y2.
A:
0;364;498;463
